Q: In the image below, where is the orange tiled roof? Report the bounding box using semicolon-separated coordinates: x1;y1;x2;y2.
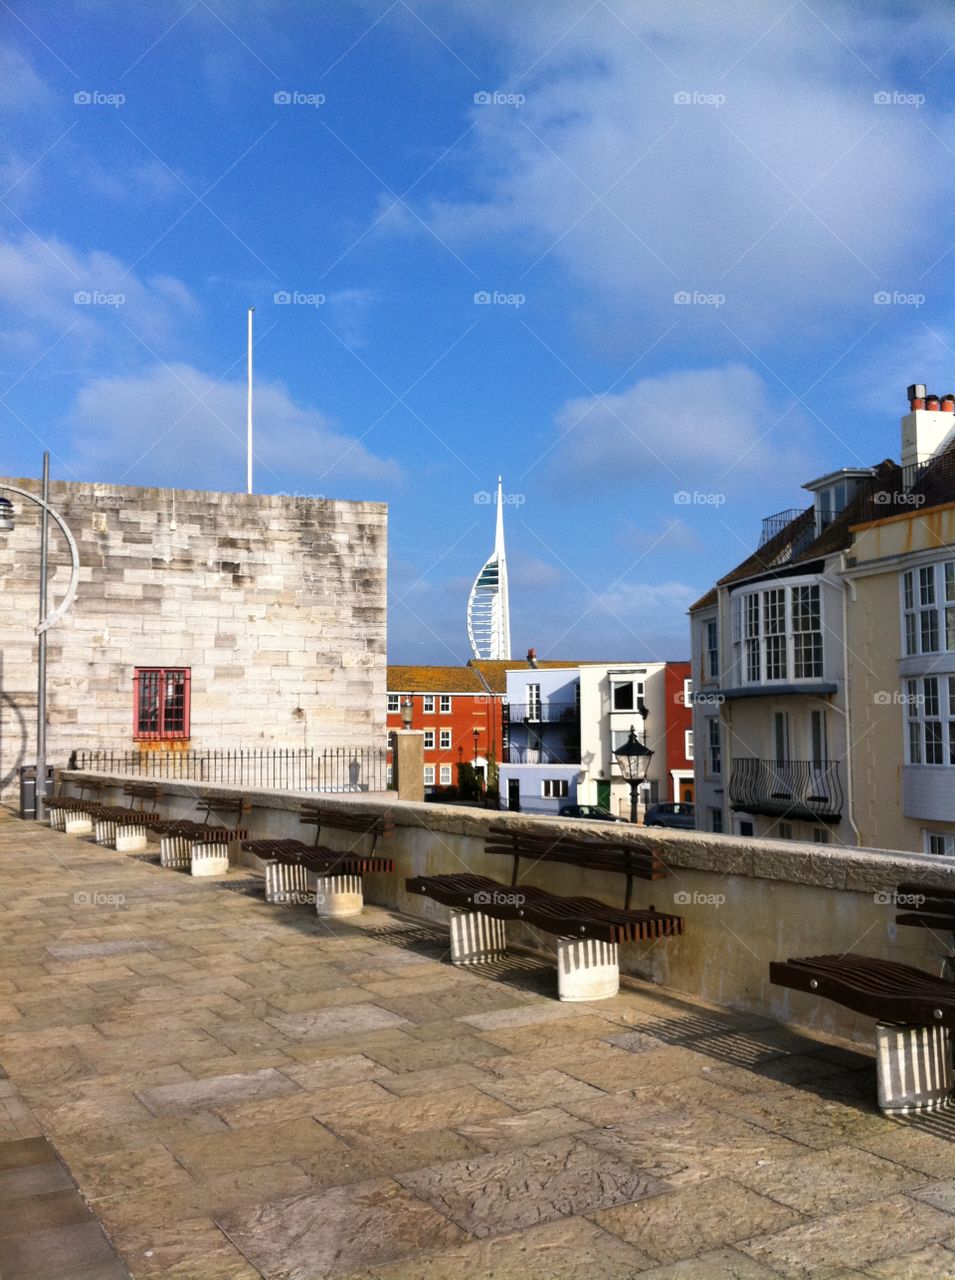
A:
387;665;487;694
468;658;604;693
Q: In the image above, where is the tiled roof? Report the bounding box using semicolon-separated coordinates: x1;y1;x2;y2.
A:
688;587;718;613
716;459;904;590
387;665;486;694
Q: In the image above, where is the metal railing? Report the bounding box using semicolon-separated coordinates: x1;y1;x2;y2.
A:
68;747;390;793
759;509;806;547
504;702;579;724
729;757;843;822
504;746;580;765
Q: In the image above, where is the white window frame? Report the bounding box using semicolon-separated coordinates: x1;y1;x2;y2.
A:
542;778;569;799
611;677;644;713
439;728;452;750
902;560;955;657
423;695;435;713
423;729;435;750
683;677;692;705
925;831;955;856
526;683;541;718
387;693;400;714
707;718;721;775
705;619;719;680
439;764;452;785
439;694;452;713
684;729;694;761
904;675;955;767
732;580;824;686
423;765;435;786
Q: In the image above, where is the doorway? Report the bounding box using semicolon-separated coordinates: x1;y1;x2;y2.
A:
507;779;520;812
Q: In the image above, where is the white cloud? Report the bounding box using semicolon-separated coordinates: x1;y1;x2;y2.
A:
63;362;401;493
0;234;199;362
391;2;955;338
549;363;811;492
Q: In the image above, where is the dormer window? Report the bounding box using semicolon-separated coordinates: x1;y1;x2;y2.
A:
816;480;852;532
802;468;874;538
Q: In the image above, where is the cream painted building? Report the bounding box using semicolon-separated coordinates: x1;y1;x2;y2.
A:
690;384;955;852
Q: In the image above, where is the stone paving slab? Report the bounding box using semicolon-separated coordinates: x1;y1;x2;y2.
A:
1;812;954;1278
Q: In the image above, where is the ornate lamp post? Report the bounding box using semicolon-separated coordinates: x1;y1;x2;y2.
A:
0;454;81;821
613;722;654;825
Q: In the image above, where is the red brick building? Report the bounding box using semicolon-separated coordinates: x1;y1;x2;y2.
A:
664;659;694;803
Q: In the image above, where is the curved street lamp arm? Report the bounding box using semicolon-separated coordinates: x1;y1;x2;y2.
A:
0;483;80;634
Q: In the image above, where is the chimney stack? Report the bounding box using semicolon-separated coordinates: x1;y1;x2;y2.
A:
901;383;955;469
526;647;538;668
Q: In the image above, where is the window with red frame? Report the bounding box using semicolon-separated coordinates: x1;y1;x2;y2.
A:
133;668;190;739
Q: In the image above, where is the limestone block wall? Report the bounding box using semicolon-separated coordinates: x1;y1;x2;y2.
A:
0;481;387;800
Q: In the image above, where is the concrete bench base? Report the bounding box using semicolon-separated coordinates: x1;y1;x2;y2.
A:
190;843;230;877
94;820;117;847
50;809;93;836
876;1021;954;1114
159;836;191;869
450;908;507;965
115;825;149;853
557;937;620;1001
448;909;620;1000
264;862;315;906
315;874;364;918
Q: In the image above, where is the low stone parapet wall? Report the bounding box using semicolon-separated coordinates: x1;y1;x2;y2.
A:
56;771;955;1044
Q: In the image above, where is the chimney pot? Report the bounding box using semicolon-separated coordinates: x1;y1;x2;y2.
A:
942;394;955;412
908;383;927;401
526;647;538;668
926;394;940;410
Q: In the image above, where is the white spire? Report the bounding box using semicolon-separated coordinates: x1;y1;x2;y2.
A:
467;477;512;660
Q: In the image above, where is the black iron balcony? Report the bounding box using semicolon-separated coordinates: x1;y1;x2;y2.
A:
504;702;579;725
729;758;843;823
505;746;579;765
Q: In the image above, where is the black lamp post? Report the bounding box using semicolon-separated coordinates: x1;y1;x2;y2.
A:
472;727;479;766
613;722;654;824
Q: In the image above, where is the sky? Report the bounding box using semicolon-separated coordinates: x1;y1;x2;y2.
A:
3;1;955;665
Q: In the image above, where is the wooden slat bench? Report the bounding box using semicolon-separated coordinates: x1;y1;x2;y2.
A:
408;824;682;1001
62;784;164;851
46;780;109;834
241;805;395;917
770;879;955;1114
145;794;252;877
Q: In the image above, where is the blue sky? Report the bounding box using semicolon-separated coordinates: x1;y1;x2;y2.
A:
3;1;955;664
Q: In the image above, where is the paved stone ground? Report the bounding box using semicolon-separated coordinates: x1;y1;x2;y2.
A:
1;811;954;1279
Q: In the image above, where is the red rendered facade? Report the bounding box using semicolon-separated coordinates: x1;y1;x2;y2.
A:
386;684;505;790
664;660;694;802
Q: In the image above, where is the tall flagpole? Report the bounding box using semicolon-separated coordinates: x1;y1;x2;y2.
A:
246;307;254;494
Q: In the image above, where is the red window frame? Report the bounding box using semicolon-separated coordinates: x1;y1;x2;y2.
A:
133;668;191;740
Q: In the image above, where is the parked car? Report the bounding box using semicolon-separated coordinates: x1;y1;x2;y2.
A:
644;802;695;830
558;804;623;823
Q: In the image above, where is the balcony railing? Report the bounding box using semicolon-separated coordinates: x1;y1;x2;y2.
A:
504;702;579;724
505;746;579;765
729;758;843;823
